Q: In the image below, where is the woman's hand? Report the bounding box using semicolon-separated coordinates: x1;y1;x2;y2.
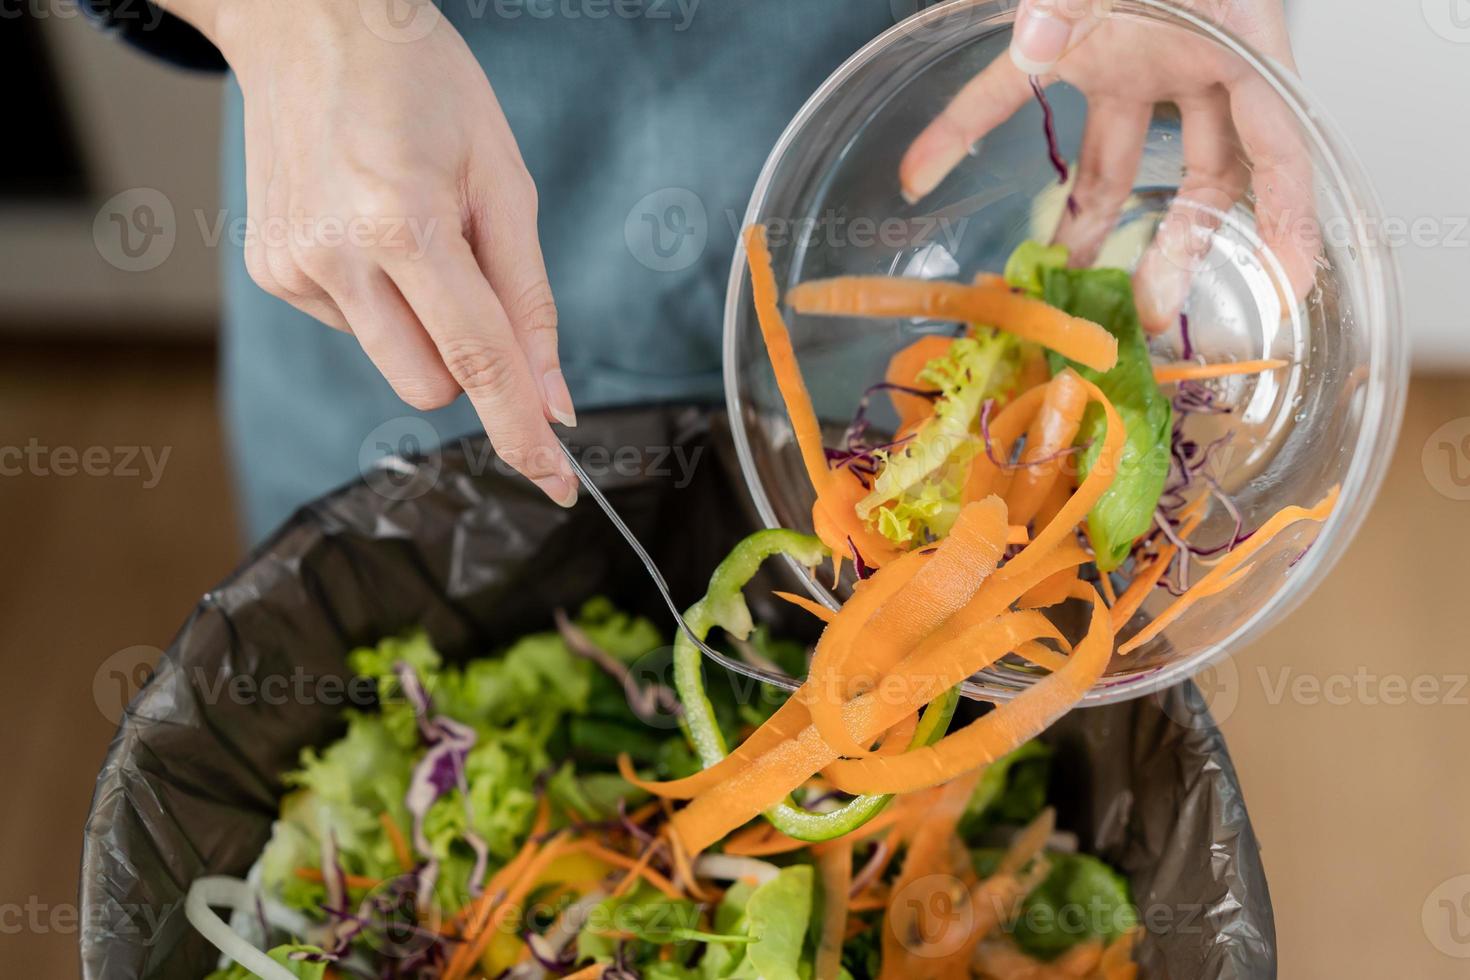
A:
901;0;1318;334
164;0;579;505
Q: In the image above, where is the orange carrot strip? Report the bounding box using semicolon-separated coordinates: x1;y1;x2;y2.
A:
562;965;607;980
585;840;682;901
1014;565;1078;610
447;835;574;980
1007;525;1031;545
816;843;853;980
823;583;1112;796
1118;486;1338;654
670;611;1057;852
878;769;984;979
1004;370;1090;526
1153;358;1288;384
965;383;1048;503
787;276;1119;373
1013;640;1069;672
1109;507;1206;633
808;497;1009;758
773;590;837;624
293;867;382;891
884;334;955;431
379;812;414;873
744;225;900;565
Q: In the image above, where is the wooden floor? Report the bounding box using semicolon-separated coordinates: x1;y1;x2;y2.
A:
0;342;1465;977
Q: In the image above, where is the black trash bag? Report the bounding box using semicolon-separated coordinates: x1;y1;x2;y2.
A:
81;405;1275;979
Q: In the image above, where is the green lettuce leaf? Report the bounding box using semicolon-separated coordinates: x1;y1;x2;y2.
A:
1008;853;1138;959
863;331;1019;548
1004;240;1070;297
1042;266;1172;571
961;739;1052;837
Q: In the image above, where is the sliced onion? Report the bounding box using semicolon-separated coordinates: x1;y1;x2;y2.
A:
185;876;300;980
693;853;780;886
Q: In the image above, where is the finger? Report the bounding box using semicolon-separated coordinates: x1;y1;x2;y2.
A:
1051;97;1151;267
465;167;574;427
240;106;351;331
1134;93;1251;334
1010;0;1106;76
329;267;462;412
1230;74;1321;308
386;234;578;507
900;56;1038;203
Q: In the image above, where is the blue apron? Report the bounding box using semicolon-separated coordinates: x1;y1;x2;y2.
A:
222;1;897;539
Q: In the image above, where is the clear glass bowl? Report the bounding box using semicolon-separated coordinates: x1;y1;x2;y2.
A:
723;0;1406;704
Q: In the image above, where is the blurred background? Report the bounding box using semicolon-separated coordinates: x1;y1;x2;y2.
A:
2;2;1468;977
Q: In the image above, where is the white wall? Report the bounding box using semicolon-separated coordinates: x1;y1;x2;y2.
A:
1289;0;1470;370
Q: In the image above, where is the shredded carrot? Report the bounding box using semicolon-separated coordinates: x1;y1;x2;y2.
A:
808;497;1009;759
1152;358;1288;383
884;334;955;431
744;226;902;565
1015;565;1078;610
1098;570;1117;606
1004;369;1089;526
561;965;606;980
787;276;1119;373
1118;485;1338;654
1008;524;1031;545
815;843;852;980
446;834;574;980
823;583;1112;796
965;383;1047;502
1013;640;1069;672
574;840;682;901
773;590;837;624
379;812;413;873
293;867;381;891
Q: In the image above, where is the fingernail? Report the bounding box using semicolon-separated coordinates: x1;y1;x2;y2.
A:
902;138;969;205
542;369;577;428
1011;7;1071;75
535;472;578;508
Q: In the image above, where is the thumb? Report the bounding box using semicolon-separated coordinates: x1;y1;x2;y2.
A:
1010;0;1106;76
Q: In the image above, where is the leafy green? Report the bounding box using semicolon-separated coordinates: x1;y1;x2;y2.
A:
203;945;327;980
695;866;816;980
961;739;1052;837
1009;853;1138;959
863;331;1019;548
258;601;664;916
1004;240;1070;297
1042;266;1172;571
577;884;709;963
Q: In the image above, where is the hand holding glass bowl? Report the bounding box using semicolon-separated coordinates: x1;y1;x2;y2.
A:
724;0;1405;704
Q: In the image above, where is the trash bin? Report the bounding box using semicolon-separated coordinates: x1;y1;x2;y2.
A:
80;406;1275;979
